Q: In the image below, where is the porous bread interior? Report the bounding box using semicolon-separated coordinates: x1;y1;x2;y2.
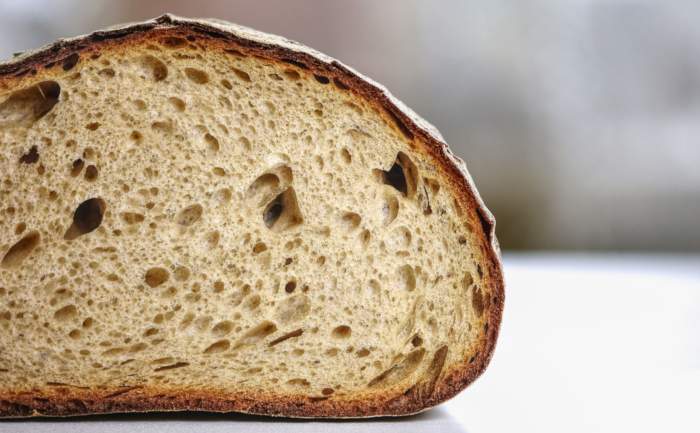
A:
0;36;491;401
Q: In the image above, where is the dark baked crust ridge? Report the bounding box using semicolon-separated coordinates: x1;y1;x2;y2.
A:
0;14;505;418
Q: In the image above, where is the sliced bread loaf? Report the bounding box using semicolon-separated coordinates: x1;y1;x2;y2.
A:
0;14;504;418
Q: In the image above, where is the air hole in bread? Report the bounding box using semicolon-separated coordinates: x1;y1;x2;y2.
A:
168;97;186;111
98;67;115;78
333;78;349;90
247;168;288;206
282;58;308;69
62;53;80;71
375;152;418;198
471;286;485;317
368;348;425;387
422;345;448;395
14;222;26;235
356;348;371;358
239;136;252;150
252;242;268;254
138;55;168;81
64;198;105;240
206;231;220;248
340;212;361;231
128;343;146;353
331;325;351;339
85;122;100;131
176;204;203;226
268;328;303;347
82;147;96;159
151;120;173;135
84;165;98;182
133;99;147;111
314;75;330;84
288;378;310;387
360;229;371;247
144;267;169;288
121;212;144;225
204;339;230;354
179;313;195;330
173;266;190;282
215;188;232;204
462;272;474;290
151;357;174;365
143;327;159;337
411;335;423;347
390;226;412;250
398;265;416;291
232;68;251;82
129;130;143;144
102;347;125;357
82;318;93;328
262;188;303;232
212;321;234;337
54;305;77;321
340;147;352;164
386;110;414;140
70;158;84;177
19;145;39;164
1;231;40;269
381;193;399;226
154;361;189;372
221;79;232;89
213;280;224;293
424;177;440;195
0;80;60;127
225;48;246;58
284;280;297;293
283;69;300;81
204;133;220;153
234;321;277;350
185;68;209;84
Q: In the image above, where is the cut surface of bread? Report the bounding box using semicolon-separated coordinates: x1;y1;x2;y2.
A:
0;14;504;418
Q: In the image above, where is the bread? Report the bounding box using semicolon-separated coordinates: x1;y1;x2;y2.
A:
0;14;504;418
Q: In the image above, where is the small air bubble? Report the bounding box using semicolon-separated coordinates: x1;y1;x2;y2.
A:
84;165;98;182
185;68;209;84
331;325;351;339
168;97;186;112
232;68;251;82
144;267;169;288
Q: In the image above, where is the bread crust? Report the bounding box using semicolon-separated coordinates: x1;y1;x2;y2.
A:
0;14;504;418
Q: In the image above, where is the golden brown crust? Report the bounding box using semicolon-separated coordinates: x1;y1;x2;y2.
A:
0;14;504;418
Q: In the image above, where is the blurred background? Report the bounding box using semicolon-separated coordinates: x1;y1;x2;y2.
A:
1;0;698;251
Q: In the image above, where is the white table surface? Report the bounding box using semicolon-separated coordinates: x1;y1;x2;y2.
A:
2;253;698;433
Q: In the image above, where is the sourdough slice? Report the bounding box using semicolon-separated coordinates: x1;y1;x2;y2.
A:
0;14;504;418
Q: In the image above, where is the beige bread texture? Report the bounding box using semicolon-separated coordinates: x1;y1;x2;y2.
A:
0;15;504;418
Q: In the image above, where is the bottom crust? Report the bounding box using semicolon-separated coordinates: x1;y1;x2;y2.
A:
0;336;499;418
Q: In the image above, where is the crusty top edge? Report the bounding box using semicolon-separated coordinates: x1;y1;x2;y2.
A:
0;13;501;269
